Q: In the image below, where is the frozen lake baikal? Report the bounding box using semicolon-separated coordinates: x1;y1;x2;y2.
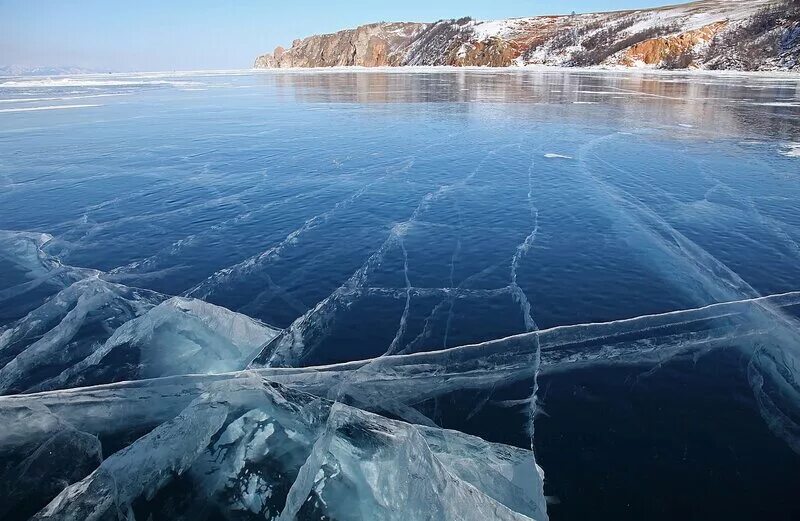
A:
1;68;800;520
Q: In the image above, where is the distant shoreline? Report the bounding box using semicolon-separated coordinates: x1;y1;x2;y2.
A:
248;65;800;79
2;65;798;81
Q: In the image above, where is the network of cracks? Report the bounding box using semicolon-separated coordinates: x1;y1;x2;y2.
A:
2;140;800;520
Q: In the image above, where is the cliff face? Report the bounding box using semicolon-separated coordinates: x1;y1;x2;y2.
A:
255;23;426;68
255;0;800;71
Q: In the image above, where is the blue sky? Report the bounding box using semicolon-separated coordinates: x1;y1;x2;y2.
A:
2;0;675;71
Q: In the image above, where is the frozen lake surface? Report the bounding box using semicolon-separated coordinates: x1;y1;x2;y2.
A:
1;69;799;520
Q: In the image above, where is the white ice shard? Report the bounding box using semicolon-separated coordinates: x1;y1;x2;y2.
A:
34;296;281;392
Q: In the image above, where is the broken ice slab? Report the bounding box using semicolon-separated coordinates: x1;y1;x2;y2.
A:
27;380;546;521
0;426;103;521
30;296;280;393
285;404;544;521
0;231;100;325
0;283;280;394
0;278;165;395
2;294;800;519
32;396;230;521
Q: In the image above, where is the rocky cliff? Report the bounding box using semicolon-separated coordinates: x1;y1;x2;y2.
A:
255;0;800;71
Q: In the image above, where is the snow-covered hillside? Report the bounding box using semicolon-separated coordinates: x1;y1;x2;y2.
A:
255;0;800;71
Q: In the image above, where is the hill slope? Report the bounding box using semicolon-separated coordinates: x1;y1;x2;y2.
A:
254;0;800;71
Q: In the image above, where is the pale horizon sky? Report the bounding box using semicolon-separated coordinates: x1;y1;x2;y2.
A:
2;0;681;72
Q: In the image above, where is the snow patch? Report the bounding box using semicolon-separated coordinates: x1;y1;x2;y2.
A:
472;19;521;40
781;143;800;158
0;78;199;88
0;104;101;113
